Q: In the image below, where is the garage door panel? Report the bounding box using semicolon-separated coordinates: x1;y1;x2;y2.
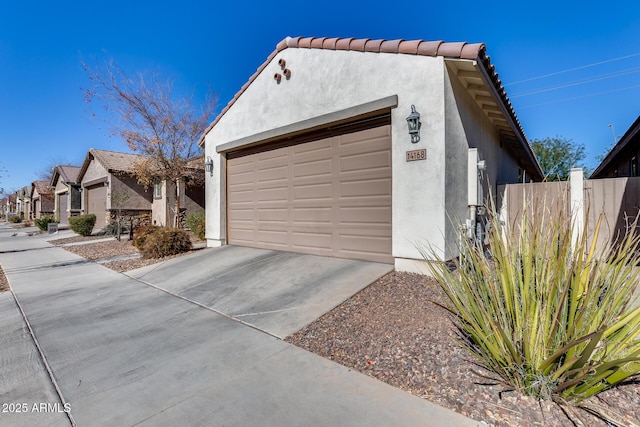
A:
257;165;288;183
292;183;333;201
292;231;332;250
340;206;391;224
340;178;391;198
340;150;391;172
227;124;392;263
257;187;288;202
257;208;288;222
292;207;332;224
293;158;332;178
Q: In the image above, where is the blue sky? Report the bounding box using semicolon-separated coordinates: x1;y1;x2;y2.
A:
1;1;639;194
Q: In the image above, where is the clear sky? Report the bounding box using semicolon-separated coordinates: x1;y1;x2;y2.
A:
1;1;639;194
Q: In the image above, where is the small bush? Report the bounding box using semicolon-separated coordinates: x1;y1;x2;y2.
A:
132;225;160;250
34;215;58;232
185;211;205;240
68;214;96;236
9;215;22;223
139;228;192;259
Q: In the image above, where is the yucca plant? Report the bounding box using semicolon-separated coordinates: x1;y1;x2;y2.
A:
424;201;640;424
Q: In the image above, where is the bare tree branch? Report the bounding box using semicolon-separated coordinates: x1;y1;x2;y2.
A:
83;57;216;227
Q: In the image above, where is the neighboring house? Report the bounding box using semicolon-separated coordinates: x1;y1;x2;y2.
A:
51;165;82;224
151;156;205;227
16;186;31;219
30;180;55;219
591;116;640;178
77;149;153;228
0;196;9;218
3;194;16;218
200;36;542;270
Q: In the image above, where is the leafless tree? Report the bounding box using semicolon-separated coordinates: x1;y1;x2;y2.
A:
83;58;215;227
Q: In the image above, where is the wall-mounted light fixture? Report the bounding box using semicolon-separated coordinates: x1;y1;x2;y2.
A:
205;156;214;177
406;105;421;144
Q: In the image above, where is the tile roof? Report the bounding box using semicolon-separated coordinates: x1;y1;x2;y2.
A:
90;149;148;173
55;165;81;184
32;180;53;196
202;36;510;140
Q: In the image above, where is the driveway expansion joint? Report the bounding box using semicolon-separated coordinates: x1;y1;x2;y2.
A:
8;287;77;427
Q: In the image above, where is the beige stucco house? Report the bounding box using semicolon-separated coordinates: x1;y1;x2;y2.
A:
51;165;82;224
77;149;153;228
201;36;542;270
77;149;205;229
151;157;205;227
30;180;54;219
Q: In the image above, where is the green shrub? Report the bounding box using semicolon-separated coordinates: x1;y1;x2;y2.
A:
132;225;160;250
139;228;192;259
68;214;96;236
424;204;640;422
34;215;58;232
9;215;22;223
185;211;205;240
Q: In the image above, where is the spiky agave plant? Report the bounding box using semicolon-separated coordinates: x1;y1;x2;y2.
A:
424;203;640;423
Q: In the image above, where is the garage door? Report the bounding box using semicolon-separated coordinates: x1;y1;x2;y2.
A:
58;193;69;224
86;184;108;227
227;124;392;263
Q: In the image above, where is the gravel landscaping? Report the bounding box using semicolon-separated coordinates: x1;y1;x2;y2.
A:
286;272;640;427
0;265;8;292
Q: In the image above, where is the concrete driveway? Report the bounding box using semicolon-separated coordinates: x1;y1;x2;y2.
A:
0;224;478;426
127;246;393;338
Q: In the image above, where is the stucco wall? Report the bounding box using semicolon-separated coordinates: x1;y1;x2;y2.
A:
82;159;108;184
110;174;152;211
205;48;449;261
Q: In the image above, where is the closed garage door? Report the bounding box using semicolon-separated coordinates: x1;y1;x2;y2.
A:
227;124;392;263
58;193;69;224
86;184;108;227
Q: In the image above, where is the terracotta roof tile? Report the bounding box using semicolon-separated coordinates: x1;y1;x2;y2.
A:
461;43;485;59
310;37;326;49
349;38;369;52
334;37;354;50
435;41;466;57
200;36;525;167
398;39;422;54
380;39;403;53
298;37;314;48
364;39;384;53
322;37;340;49
417;40;443;56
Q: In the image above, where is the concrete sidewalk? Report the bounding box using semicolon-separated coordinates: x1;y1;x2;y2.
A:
0;224;480;426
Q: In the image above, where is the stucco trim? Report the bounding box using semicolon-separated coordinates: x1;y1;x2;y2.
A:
215;95;398;153
82;177;108;188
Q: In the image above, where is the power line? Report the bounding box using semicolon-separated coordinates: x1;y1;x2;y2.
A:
517;84;640;109
510;66;640;98
505;52;640;86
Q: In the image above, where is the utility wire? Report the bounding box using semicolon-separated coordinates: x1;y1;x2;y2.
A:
510;66;640;98
517;84;640;109
505;52;640;86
